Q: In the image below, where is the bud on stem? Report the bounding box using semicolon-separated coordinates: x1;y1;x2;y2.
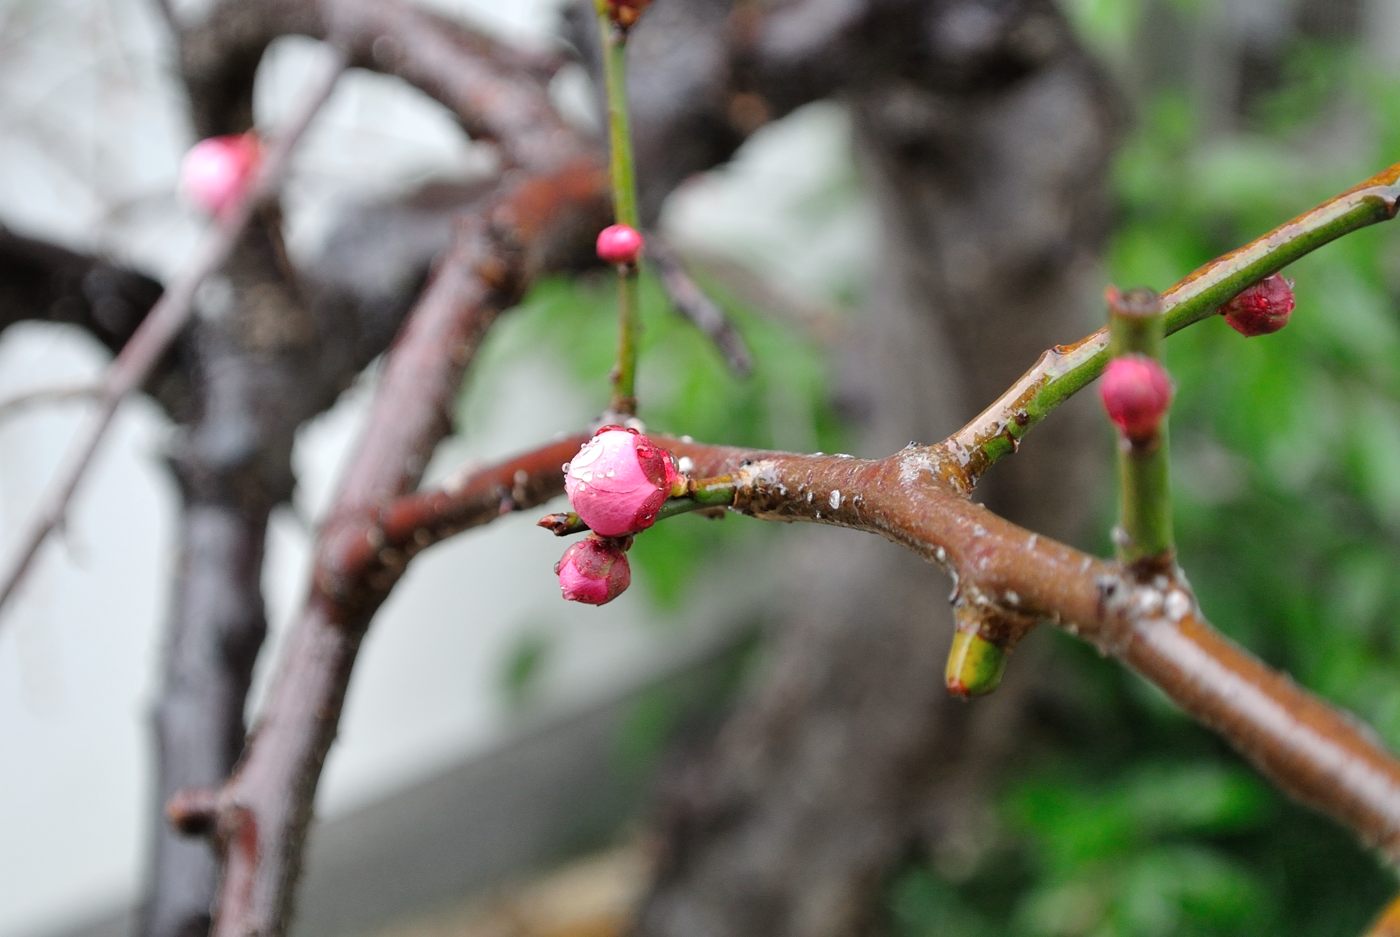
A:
1103;286;1175;568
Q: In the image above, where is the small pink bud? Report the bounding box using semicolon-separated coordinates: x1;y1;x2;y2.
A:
596;224;644;266
1221;273;1295;337
555;536;631;605
180;133;262;217
564;425;680;537
1100;355;1173;443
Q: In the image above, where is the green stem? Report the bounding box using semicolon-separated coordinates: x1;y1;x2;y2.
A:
598;13;643;415
952;164;1400;479
1107;287;1173;566
542;474;738;536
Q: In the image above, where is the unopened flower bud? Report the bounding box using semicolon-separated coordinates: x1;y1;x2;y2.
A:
555;536;631;605
179;133;262;217
1100;355;1173;443
596;224;644;266
564;426;680;537
1221;273;1295;337
945;631;1007;699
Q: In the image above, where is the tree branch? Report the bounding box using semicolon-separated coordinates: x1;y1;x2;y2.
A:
182;158;607;937
651;436;1400;861
183;0;580;170
950;161;1400;480
0;50;347;624
647;235;753;376
308;418;1400;865
0;226;165;356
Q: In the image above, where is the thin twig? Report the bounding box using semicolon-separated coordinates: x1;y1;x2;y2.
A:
597;6;644;415
648;235;753;376
0;49;348;625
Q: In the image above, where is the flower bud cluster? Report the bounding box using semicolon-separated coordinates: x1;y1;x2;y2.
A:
554;426;684;605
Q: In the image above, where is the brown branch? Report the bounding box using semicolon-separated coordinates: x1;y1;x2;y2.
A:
302;422;1400;863
1366;895;1400;937
651;437;1400;860
0;50;348;625
318;434;590;597
190;159;607;937
0;226;165;356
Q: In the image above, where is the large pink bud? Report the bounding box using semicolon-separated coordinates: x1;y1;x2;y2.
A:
1221;273;1295;337
555;536;631;605
564;425;679;537
179;133;262;217
1100;355;1173;443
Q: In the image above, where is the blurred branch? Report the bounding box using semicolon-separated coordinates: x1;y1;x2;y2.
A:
648;235;753;376
151;0;181;36
0;49;347;625
1366;894;1400;937
951;161;1400;481
183;0;581;169
189;158;608;937
0;226;165;356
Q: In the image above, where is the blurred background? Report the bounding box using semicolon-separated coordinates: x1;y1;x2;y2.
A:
1;1;1399;935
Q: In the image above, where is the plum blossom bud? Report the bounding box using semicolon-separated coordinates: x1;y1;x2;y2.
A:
1100;355;1173;443
564;425;680;537
596;224;644;266
180;133;262;217
555;536;631;605
1221;273;1295;337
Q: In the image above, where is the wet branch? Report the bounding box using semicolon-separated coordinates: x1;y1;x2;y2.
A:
655;437;1400;861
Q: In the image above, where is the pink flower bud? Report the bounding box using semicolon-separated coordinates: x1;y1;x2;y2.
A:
555;536;631;605
1221;273;1295;337
179;133;262;217
1100;355;1173;443
596;224;644;266
564;425;680;537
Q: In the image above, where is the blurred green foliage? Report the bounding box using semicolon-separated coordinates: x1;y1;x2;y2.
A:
889;4;1400;935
